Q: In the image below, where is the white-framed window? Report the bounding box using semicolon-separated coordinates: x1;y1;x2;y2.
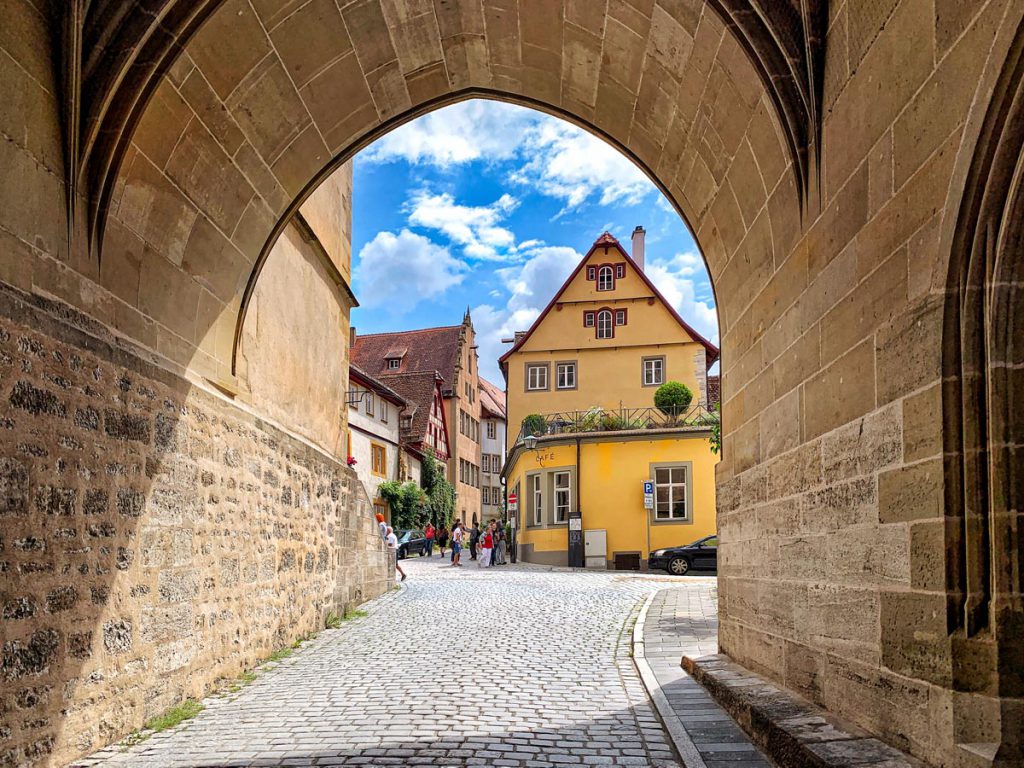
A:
596;310;613;339
597;265;614;291
553;471;571;523
387;358;400;370
654;465;688;520
364;391;374;414
379;399;388;422
643;356;665;386
531;474;543;526
615;309;627;326
487;421;496;439
584;311;595;327
482;486;490;505
615;263;625;279
587;266;596;280
482;454;490;473
526;363;549;391
556;362;576;390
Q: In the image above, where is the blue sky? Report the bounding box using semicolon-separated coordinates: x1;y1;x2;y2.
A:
350;99;717;383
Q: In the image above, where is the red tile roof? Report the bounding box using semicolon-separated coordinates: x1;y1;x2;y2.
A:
352;325;464;391
479;377;506;420
349;364;406;406
707;375;720;410
378;370;450;458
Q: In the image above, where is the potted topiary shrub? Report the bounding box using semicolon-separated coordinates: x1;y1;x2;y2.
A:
654;381;693;423
521;413;547;439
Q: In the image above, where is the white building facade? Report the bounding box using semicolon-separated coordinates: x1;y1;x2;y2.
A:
347;366;406;520
479;378;507;520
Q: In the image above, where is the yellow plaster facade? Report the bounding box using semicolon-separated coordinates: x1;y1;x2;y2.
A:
501;233;720;568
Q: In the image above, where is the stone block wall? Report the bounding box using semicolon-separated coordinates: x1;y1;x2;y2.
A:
0;286;390;768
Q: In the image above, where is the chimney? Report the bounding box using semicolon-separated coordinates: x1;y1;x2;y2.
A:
349;326;356;348
632;226;645;271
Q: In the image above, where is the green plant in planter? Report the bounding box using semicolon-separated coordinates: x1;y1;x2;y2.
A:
654;381;693;419
521;413;547;437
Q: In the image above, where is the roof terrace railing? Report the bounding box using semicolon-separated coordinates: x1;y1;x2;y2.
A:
514;403;718;445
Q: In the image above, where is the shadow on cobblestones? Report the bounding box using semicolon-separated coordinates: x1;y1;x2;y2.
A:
76;561;713;767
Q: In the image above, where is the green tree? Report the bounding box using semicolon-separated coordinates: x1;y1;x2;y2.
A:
521;413;547;437
420;450;455;528
708;402;721;455
654;381;693;418
377;480;426;529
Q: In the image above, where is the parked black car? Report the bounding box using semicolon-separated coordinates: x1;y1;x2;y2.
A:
648;535;717;575
396;529;429;559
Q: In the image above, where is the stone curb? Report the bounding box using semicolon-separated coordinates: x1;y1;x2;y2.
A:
632;589;709;768
682;654;925;768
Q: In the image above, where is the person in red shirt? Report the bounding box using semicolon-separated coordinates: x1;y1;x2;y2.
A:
424;522;435;556
478;523;493;568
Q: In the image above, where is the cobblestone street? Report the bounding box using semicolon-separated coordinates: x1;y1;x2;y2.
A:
79;560;718;767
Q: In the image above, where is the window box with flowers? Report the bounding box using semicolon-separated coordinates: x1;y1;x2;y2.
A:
347;455;358;466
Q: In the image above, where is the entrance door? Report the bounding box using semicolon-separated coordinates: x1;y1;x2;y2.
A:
584;529;607;569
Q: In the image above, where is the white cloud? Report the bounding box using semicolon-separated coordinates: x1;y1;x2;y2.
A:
353;229;467;314
645;250;720;345
475;243;583;380
361;101;537;167
407;191;520;261
511;118;654;211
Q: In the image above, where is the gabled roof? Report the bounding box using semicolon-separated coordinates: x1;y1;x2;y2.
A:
352;325;464;390
377;370;449;457
349;364;406;406
498;232;719;370
479;377;506;420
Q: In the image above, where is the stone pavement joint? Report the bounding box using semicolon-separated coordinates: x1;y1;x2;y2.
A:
75;560;720;767
633;587;771;768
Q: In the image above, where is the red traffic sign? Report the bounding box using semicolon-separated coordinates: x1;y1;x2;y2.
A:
508;492;518;504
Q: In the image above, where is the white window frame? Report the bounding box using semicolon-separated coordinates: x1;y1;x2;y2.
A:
487;421;496;439
387;358;400;370
584;311;595;327
526;364;549;391
482;486;490;505
597;265;614;291
379;399;388;423
532;474;543;526
653;464;690;521
615;309;626;326
643;356;665;386
482;454;490;473
596;310;613;339
556;362;576;390
364;391;374;415
553;471;571;524
615;263;625;279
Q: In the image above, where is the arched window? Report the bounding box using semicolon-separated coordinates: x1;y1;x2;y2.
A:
596;310;613;339
597;265;614;291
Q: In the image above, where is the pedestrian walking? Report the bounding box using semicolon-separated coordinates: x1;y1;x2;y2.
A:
424;522;435;556
469;522;480;561
385;526;406;582
437;524;449;557
493;523;507;565
478;525;493;568
451;521;464;567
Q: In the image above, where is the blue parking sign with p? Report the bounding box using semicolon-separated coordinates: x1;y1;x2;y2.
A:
643;481;654;494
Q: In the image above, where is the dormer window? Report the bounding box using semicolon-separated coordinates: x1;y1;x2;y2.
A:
387;358;400;370
597;265;614;291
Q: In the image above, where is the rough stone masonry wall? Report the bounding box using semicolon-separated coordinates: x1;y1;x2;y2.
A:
0;285;390;768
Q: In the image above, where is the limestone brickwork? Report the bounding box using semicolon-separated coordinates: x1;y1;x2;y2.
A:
1;1;1023;766
0;285;389;767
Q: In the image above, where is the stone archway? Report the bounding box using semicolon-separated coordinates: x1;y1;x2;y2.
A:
3;1;1024;766
942;15;1024;761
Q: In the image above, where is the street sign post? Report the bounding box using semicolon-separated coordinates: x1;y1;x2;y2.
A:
643;480;654;510
508;491;518;512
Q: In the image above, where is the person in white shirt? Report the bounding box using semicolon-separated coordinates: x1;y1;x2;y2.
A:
450;521;464;567
385;526;406;581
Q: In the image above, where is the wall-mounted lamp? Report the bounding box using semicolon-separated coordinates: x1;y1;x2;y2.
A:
524;435;538;450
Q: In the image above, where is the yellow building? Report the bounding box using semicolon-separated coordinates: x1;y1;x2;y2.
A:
500;229;720;569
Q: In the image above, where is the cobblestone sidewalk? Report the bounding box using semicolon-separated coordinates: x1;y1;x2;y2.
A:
640;588;770;768
77;560;715;767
